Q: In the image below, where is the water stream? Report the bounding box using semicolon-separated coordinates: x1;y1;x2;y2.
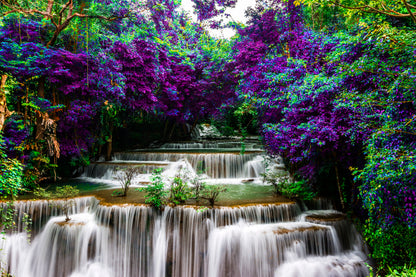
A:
1;137;370;276
78;138;280;187
1;198;369;277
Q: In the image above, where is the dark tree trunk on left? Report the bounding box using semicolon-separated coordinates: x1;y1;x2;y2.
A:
105;125;114;161
0;75;14;132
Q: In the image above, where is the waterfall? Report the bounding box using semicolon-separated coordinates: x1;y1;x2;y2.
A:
206;221;341;277
79;137;277;186
113;152;264;179
1;198;369;277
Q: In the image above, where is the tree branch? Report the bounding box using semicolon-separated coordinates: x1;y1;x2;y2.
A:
327;0;416;23
58;0;72;25
2;7;51;18
47;0;54;15
1;0;124;47
403;0;416;24
72;12;120;21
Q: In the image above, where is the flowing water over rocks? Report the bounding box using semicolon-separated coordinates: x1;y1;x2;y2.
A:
1;138;370;276
78;138;280;186
1;197;369;277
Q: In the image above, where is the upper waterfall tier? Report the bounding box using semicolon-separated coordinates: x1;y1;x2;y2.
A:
79;138;286;186
113;151;265;179
158;141;263;150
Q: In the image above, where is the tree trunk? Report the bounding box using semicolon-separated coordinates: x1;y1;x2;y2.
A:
168;122;176;140
106;134;112;161
189;115;200;138
105;125;114;161
38;76;46;98
163;119;170;139
0;75;13;132
335;164;345;211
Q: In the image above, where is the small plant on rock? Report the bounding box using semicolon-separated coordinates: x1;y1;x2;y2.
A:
200;185;227;208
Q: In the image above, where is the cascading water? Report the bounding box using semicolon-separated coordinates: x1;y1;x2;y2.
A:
1;198;370;277
1;137;370;276
79;138;273;186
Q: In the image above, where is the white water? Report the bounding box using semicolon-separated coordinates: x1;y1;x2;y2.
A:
2;139;370;276
79;138;278;187
1;198;369;277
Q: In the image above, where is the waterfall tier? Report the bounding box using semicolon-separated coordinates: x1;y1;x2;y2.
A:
1;198;369;277
79;137;284;186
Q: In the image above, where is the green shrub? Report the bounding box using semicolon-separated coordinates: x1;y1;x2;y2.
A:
363;221;416;273
280;180;316;201
0;140;23;200
200;185;227;207
263;171;316;201
386;264;416;277
140;168;167;210
168;175;193;206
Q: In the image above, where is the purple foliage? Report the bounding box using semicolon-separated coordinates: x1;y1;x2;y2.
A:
192;0;237;21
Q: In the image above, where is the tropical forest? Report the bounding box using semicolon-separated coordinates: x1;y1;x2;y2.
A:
0;0;415;276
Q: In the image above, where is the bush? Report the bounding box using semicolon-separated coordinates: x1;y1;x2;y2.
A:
355;135;416;272
363;221;416;274
368;264;416;277
386;264;416;277
280;180;316;201
113;166;141;196
263;171;316;201
168;175;193;206
0;139;23;200
140;168;167;210
200;185;227;207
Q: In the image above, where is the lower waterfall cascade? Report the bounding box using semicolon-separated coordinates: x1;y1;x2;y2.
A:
1;197;370;277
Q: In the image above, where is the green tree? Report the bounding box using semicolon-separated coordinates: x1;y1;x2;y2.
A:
300;0;416;24
140;168;167;210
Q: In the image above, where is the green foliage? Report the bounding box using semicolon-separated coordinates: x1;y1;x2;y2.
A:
212;101;259;138
111;190;124;197
196;206;208;213
386;264;416;277
233;102;258;136
33;187;52;199
34;185;80;222
140;168;167;210
200;185;227;208
54;185;80;199
0;139;23;200
0;202;15;231
189;173;206;202
1;201;31;237
263;171;316;201
281;180;316;201
363;221;416;273
299;0;416;27
168;174;193;206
